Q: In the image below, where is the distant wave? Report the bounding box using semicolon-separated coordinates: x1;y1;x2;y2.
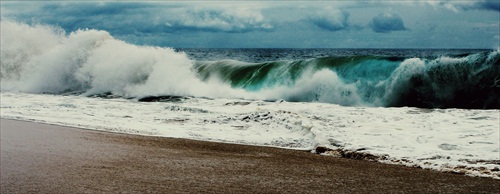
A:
2;21;499;109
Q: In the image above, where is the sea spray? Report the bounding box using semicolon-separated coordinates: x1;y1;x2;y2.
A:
0;21;248;99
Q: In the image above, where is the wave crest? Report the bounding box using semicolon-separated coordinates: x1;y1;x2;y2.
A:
0;21;245;99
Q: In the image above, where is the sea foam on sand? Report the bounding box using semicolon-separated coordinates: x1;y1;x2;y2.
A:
1;92;498;179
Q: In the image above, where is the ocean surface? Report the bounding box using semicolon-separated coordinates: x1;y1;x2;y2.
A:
180;48;499;109
1;21;499;178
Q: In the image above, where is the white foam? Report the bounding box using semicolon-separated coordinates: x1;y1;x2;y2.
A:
0;20;250;99
260;69;366;106
1;92;498;179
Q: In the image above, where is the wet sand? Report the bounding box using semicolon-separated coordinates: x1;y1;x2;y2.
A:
1;119;498;193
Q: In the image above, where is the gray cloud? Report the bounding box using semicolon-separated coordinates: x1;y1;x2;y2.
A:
438;1;500;12
168;9;273;33
369;13;407;33
1;1;498;48
364;1;499;12
3;2;273;35
307;9;351;32
478;1;500;12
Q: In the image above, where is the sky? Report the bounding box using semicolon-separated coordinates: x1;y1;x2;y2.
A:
1;0;499;48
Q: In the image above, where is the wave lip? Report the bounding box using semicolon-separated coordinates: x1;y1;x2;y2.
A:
384;51;499;109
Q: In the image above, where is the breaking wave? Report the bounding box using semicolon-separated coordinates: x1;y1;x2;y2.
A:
0;20;245;99
195;51;499;109
2;21;499;109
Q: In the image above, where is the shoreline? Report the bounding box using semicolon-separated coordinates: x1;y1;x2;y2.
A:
2;92;499;180
1;118;499;193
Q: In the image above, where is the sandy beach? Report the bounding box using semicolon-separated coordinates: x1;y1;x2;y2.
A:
1;119;498;193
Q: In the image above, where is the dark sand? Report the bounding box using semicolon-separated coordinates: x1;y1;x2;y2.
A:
1;119;498;193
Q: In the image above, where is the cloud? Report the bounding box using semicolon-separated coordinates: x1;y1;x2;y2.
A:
399;0;500;12
362;1;499;12
3;2;273;35
168;8;273;33
3;2;161;34
2;1;498;48
307;9;351;32
476;1;500;12
444;1;500;12
369;13;407;33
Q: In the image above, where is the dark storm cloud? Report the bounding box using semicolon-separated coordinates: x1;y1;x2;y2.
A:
465;1;500;12
441;1;500;12
40;2;151;17
369;13;407;33
7;2;162;35
1;1;498;48
4;2;273;35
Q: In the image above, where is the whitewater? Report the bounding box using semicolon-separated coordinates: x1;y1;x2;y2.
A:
1;21;499;179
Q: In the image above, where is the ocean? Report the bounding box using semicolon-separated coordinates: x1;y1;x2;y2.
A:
180;48;498;109
1;21;499;178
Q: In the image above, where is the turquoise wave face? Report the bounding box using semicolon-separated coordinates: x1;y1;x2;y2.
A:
194;50;499;109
